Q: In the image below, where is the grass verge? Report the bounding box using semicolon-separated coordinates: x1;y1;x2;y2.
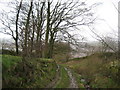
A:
54;66;70;88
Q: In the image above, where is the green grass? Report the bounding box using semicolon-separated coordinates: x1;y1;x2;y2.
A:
55;66;70;88
37;58;54;63
2;55;58;88
91;74;118;88
2;55;22;71
61;64;85;88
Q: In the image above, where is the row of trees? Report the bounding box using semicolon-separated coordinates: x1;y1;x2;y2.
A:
0;0;97;58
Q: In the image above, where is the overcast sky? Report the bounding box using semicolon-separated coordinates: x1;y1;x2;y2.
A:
80;0;119;41
0;0;119;42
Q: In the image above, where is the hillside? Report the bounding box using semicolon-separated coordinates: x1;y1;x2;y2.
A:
1;52;120;88
62;53;120;88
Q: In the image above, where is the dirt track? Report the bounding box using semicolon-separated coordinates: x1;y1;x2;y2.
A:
64;67;78;88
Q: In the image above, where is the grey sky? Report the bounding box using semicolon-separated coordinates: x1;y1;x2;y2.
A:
80;0;119;41
0;0;119;42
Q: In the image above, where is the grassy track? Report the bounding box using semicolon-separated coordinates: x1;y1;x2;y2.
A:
54;66;70;88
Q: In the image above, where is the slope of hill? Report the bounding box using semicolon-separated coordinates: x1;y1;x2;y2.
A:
62;53;120;88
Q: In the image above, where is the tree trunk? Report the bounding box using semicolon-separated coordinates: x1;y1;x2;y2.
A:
23;0;33;57
15;39;19;55
30;11;35;55
15;0;23;55
44;1;50;58
36;2;45;58
48;32;55;58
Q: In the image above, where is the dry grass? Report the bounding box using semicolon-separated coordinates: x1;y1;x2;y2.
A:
62;53;119;88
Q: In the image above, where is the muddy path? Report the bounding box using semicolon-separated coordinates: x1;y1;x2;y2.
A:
64;67;78;88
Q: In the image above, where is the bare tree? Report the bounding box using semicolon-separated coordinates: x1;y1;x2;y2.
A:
43;0;98;58
0;0;23;55
0;0;98;59
36;1;45;57
88;26;117;52
44;1;51;58
23;0;33;57
15;0;23;55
